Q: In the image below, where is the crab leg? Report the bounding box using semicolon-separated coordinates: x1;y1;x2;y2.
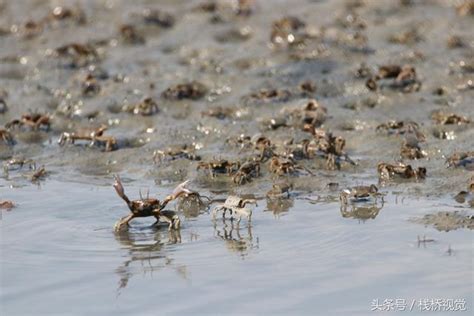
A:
114;214;135;231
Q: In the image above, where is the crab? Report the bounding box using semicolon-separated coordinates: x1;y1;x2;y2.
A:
247;88;292;103
400;137;426;160
54;43;99;68
153;144;201;164
251;134;275;161
377;162;426;181
82;74;101;96
119;24;145;44
446;151;474;169
6;113;51;131
366;64;421;93
269;156;313;176
113;176;191;231
197;159;240;178
142;9;175;28
161;81;207;100
232;160;260;184
212;196;257;223
376;120;425;140
431;110;470;125
0;128;15;146
31;166;47;182
270;16;306;46
58;125;117;151
122;97;159;116
266;182;292;198
201;106;236;120
0;200;15;209
3;157;36;177
304;127;355;169
340;184;380;204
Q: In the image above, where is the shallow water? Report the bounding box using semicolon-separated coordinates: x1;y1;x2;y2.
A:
1;0;473;315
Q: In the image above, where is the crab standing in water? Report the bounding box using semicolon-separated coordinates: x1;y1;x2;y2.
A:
212;196;257;223
113;176;192;231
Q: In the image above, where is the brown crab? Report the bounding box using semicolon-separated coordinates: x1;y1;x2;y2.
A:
377;162;426;181
6;113;51;131
153;144;201;163
366;64;421;92
431;110;470;125
54;43;99;68
201;106;237;120
142;9;175;28
58;125;117;151
3;157;36;172
400;136;426;160
0;200;15;209
0;128;14;146
82;74;101;97
269;156;313;176
233;160;261;185
161;81;207;100
266;182;292;198
247;88;292;103
446;151;474;169
376;120;425;140
212;196;257;223
122;97;159;116
270;16;306;46
113;176;191;231
340;184;380;204
282;99;327;129
119;24;145;45
31;166;47;182
197;159;240;178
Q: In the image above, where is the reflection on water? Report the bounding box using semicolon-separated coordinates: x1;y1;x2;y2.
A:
113;228;186;295
265;197;294;218
340;200;384;222
213;220;259;258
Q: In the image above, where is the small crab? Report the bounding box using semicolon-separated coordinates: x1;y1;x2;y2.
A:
366;64;421;93
270;16;306;46
340;184;379;204
153;144;201;164
113;176;191;231
119;24;145;44
0;200;15;209
161;81;207;100
82;74;101;96
6;113;51;131
247;88;292;103
232;160;260;184
54;43;99;68
122;97;159;116
266;182;292;198
269;156;313;176
446;151;474;169
377;162;427;181
376;120;425;140
3;157;36;173
197;159;240;178
58;125;117;151
0;128;15;146
431;110;470;125
31;166;48;182
400;136;426;160
142;9;175;27
212;196;257;223
201;106;236;120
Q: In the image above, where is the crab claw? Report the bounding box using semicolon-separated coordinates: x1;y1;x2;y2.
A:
165;180;193;202
113;175;130;204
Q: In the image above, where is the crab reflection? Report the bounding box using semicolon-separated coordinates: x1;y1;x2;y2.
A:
114;228;187;295
213;220;259;258
340;200;384;223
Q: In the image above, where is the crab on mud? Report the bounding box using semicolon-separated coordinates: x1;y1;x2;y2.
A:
113;176;192;231
269;156;314;176
6;113;51;131
232;160;261;185
197;159;240;178
377;162;426;181
212;196;257;223
153;144;201;164
58;125;117;151
340;184;380;204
